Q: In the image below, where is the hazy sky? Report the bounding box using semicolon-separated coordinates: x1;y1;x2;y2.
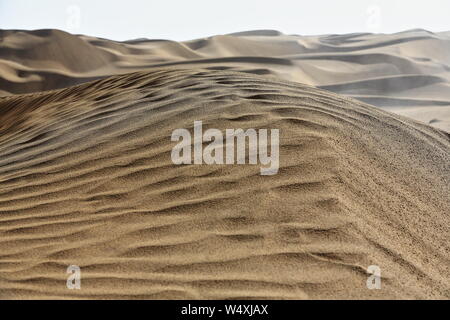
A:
1;0;449;41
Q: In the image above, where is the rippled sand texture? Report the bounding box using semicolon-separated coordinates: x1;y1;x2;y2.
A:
0;69;448;299
1;29;450;131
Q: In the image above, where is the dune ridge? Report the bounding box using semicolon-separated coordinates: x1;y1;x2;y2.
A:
0;29;450;131
0;68;448;299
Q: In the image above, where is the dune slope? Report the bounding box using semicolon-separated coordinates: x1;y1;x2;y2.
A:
0;69;448;299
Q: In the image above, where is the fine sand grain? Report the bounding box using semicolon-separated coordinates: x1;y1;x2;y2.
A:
0;68;448;299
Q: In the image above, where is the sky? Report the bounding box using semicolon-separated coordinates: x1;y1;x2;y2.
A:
0;0;449;41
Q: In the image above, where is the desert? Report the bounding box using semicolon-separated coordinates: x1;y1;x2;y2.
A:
0;28;449;300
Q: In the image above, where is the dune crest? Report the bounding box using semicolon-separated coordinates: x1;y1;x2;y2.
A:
0;68;448;299
1;29;450;131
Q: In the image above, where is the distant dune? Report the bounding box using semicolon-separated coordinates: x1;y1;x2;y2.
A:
0;29;449;131
0;69;448;299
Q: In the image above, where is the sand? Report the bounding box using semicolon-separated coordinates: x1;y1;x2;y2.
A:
0;67;448;299
1;29;450;132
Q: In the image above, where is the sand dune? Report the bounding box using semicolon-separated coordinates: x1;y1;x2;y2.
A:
0;69;448;299
1;29;450;131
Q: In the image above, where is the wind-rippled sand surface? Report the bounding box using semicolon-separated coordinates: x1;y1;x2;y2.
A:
0;69;448;299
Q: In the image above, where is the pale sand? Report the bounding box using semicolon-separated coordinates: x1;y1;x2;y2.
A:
1;29;450;131
0;69;448;299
